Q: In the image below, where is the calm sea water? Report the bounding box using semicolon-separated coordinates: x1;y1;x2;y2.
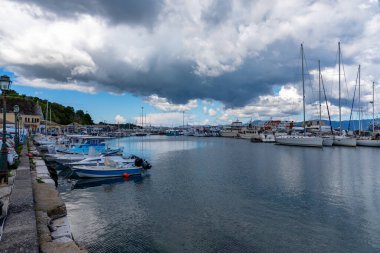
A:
58;136;380;253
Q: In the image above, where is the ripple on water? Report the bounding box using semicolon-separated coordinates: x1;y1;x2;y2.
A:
59;136;380;253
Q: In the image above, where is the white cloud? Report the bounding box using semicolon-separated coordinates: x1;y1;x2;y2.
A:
133;112;195;126
15;76;96;93
208;108;217;116
145;95;198;112
2;0;380;121
115;114;126;124
217;84;360;123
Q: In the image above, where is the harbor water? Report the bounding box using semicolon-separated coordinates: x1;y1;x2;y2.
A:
58;136;380;253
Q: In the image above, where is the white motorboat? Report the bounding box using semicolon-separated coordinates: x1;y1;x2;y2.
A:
65;156;136;168
239;129;260;140
72;157;150;178
50;153;88;165
260;133;276;143
220;120;243;138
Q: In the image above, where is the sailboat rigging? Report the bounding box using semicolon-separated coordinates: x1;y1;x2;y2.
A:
275;44;323;147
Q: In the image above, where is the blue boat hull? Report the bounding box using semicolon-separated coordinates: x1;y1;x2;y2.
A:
74;167;143;178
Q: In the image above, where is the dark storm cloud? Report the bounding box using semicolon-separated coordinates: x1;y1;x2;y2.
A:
5;0;377;113
10;38;346;108
13;0;164;26
12;64;72;83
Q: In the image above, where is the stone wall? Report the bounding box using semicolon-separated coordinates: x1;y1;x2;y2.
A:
29;143;86;253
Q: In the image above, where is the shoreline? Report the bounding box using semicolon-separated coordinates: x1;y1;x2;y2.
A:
0;139;86;253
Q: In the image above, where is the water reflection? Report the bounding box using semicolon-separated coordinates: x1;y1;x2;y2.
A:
58;137;380;253
107;135;206;160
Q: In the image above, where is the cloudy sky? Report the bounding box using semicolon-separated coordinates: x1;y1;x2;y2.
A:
1;0;380;126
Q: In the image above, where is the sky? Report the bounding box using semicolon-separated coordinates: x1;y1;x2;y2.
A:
1;0;380;126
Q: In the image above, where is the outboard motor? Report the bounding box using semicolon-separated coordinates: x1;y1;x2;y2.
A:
142;160;152;169
134;158;143;167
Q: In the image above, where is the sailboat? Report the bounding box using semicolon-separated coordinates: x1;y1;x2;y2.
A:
275;44;323;147
317;60;334;146
333;42;356;147
356;81;380;147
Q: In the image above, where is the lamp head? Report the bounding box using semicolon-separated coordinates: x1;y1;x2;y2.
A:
0;75;12;91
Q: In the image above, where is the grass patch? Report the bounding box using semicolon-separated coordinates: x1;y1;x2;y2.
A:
16;145;23;155
30;160;36;170
36;178;44;183
9;160;20;170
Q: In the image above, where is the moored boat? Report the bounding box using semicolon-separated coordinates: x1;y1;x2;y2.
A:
275;135;323;147
333;135;356;147
65;155;150;169
72;157;150;178
356;138;380;147
333;42;356;148
322;136;334;146
220;120;243;138
73;164;144;178
274;44;323;148
355;82;380;147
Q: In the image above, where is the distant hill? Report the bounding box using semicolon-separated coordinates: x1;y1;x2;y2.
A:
242;119;379;131
1;90;94;125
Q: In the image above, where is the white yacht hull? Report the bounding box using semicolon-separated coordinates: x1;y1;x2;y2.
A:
275;136;323;147
333;136;356;147
322;136;334;146
356;139;380;147
220;131;239;138
261;134;276;143
239;133;260;139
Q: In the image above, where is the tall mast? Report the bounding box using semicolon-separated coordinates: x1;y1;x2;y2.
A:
318;60;322;130
301;44;306;136
358;65;361;133
338;42;341;135
373;81;375;133
141;106;144;130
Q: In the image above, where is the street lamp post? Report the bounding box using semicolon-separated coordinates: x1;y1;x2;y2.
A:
0;75;12;184
14;105;19;148
18;115;22;145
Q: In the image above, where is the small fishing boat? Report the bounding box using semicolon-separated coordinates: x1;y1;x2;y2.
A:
72;157;150;178
45;146;123;164
73;164;143;178
65;155;148;168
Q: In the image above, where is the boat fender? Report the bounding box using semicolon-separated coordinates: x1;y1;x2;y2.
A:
123;173;129;179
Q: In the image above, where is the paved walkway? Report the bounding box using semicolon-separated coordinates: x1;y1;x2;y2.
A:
0;145;38;253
